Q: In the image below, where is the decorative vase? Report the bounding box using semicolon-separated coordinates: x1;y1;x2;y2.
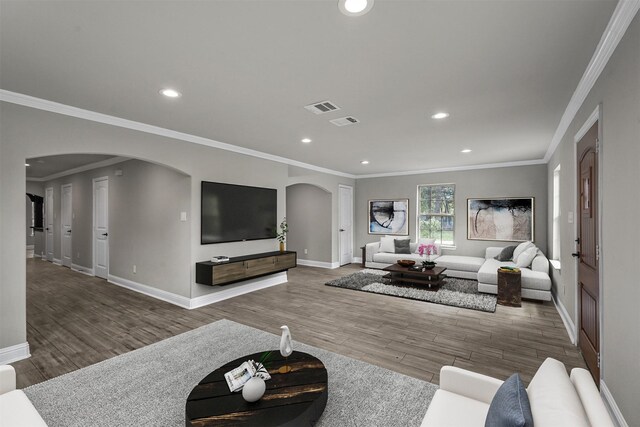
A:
279;325;293;373
279;241;285;252
242;377;266;402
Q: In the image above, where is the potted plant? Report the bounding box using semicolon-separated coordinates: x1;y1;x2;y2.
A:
418;242;438;270
276;217;288;252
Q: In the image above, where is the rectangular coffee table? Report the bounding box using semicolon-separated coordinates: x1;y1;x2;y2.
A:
382;264;447;290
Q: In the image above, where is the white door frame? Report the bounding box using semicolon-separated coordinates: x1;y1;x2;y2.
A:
61;183;72;267
93;176;109;279
338;184;354;266
572;104;604;383
45;187;54;262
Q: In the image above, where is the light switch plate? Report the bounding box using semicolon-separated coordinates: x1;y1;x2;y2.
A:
568;211;574;224
180;212;187;222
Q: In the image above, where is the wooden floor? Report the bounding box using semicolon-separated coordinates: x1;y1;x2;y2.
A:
13;258;586;388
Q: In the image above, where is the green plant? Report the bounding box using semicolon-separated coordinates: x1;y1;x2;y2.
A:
253;351;274;375
276;217;288;243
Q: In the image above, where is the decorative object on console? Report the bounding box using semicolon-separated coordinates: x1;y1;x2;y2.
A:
467;197;534;242
368;199;409;235
276;217;288;252
279;325;293;373
396;259;416;267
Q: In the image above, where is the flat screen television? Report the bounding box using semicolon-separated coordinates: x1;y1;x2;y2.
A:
201;181;277;244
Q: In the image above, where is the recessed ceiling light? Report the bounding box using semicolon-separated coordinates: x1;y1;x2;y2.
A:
461;149;472;153
25;163;30;167
160;88;181;98
301;138;312;143
338;0;374;16
431;112;449;119
360;160;370;165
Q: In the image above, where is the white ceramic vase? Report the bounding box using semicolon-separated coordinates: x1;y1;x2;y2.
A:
242;377;266;402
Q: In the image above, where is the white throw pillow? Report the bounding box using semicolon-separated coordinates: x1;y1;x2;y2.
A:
512;241;534;261
515;247;538;268
379;236;396;253
414;238;436;254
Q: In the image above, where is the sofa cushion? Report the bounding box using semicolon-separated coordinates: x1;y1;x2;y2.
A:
512;241;535;262
515;247;538;268
478;259;551;291
373;252;436;264
485;373;533;427
394;238;411;254
421;389;490;427
0;390;48;427
379;236;395;253
527;358;590;427
436;255;485;273
494;245;516;261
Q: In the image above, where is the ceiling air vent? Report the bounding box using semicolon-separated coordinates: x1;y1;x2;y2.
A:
330;116;360;127
304;100;341;115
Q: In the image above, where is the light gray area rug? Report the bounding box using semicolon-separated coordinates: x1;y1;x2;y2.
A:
326;269;497;312
25;319;437;427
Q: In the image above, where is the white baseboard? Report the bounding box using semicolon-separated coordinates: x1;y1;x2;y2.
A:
108;274;192;309
601;380;628;427
52;258;62;266
352;256;362;264
0;342;31;364
33;253;42;258
189;272;288;309
71;263;94;276
552;293;577;344
297;259;340;269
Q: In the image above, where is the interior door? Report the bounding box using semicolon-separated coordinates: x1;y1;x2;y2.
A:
339;185;353;266
575;122;600;382
45;187;54;261
61;184;72;267
93;177;109;279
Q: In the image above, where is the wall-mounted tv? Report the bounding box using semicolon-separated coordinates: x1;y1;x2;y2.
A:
201;181;277;244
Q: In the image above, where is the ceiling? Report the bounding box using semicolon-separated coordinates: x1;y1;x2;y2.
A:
26;154;117;179
1;0;617;176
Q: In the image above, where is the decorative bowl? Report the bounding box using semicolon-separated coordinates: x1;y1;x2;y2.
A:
397;260;416;267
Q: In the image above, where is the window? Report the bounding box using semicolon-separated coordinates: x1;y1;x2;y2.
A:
418;184;455;246
552;166;561;260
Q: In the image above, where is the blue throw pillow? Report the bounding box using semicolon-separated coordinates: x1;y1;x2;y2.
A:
485;373;534;427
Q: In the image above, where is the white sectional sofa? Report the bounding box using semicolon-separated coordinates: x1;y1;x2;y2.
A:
364;240;552;301
0;365;47;426
421;357;614;427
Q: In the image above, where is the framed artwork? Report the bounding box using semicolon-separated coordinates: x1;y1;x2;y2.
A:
368;199;409;235
467;197;534;242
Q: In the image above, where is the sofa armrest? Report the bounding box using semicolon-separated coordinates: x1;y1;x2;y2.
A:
0;365;17;395
484;247;504;260
570;368;614;427
439;366;504;404
365;241;380;263
531;254;549;274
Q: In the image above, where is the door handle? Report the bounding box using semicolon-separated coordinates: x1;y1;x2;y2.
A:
102;233;108;237
67;229;72;233
340;229;345;232
571;252;580;258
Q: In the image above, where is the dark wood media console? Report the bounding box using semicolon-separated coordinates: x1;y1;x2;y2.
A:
196;251;297;286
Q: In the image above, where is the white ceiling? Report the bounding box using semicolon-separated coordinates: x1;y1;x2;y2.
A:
26;154;117;179
1;0;617;175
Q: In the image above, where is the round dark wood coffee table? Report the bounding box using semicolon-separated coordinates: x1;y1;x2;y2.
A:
185;351;328;426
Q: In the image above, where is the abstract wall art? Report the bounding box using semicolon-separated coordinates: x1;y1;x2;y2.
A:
368;199;409;235
467;197;534;242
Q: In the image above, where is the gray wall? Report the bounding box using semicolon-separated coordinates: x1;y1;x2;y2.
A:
286;184;332;263
0;102;355;350
25;181;44;256
547;13;640;426
355;165;548;257
43;159;191;297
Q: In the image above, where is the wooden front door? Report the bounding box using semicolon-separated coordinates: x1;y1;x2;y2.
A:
576;122;600;382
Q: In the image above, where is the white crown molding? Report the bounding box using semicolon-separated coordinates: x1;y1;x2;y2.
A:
601;380;629;427
552;292;576;345
297;259;340;269
544;0;640;161
357;159;547;179
574;106;600;143
0;89;356;179
27;156;130;182
0;342;31;365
